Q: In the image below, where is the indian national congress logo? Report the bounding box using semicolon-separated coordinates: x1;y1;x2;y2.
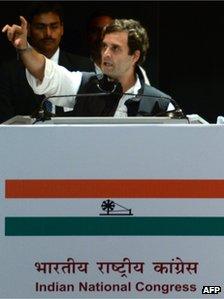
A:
99;199;133;216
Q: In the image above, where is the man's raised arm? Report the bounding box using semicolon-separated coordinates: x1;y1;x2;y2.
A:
2;16;45;81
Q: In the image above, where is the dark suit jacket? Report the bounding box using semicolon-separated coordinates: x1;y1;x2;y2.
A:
70;69;171;117
0;51;95;122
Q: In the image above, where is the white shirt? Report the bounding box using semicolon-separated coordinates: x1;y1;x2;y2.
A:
114;77;141;117
26;58;173;117
50;48;60;64
46;48;74;113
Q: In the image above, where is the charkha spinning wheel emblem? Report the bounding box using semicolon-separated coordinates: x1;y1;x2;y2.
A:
100;199;133;216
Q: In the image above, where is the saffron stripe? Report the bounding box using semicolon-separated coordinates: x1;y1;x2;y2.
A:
5;217;224;236
5;179;224;198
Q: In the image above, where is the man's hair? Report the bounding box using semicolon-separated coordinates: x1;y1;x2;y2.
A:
102;19;149;65
26;1;64;24
86;10;114;34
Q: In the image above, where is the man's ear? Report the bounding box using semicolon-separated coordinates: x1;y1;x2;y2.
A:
132;50;141;65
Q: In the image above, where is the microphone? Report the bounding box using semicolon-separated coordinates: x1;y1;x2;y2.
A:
149;96;185;119
32;74;186;122
33;75;122;122
33;91;117;122
92;73;120;93
95;74;186;119
117;92;186;119
34;93;186;123
144;97;186;119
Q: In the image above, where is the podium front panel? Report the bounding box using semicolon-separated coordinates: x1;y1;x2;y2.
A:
0;124;224;298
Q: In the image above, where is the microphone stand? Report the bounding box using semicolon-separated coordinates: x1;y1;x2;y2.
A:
155;98;187;120
33;92;112;123
32;89;187;123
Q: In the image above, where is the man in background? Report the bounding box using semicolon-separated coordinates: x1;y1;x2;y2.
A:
0;1;94;123
86;11;114;70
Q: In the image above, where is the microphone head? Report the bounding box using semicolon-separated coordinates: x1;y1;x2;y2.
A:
31;96;55;121
96;74;122;93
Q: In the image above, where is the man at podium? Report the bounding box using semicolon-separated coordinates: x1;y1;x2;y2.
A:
2;17;176;117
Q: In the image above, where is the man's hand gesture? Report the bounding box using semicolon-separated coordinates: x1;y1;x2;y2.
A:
2;16;28;50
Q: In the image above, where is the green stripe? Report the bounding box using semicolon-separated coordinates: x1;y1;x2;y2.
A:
5;217;224;236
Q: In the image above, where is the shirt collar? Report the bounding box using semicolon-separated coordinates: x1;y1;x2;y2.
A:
50;48;60;64
29;43;60;64
126;75;141;95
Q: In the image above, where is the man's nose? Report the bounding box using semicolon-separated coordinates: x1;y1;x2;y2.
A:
102;47;111;57
44;26;52;37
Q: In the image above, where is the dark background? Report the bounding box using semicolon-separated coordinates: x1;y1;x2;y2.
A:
0;1;224;122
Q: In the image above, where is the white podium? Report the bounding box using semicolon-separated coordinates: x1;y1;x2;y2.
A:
0;117;223;298
2;114;209;125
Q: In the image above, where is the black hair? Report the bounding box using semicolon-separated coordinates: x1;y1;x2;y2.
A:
102;19;149;65
26;1;64;23
86;10;114;33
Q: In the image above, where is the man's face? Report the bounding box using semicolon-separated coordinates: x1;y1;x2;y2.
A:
101;31;139;81
28;12;64;58
87;15;113;45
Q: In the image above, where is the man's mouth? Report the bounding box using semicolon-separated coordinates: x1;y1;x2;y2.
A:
42;39;54;43
103;61;113;67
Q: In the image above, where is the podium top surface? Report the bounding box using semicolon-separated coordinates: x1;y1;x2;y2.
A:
1;115;209;125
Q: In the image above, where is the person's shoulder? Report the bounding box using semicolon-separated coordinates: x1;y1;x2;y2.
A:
143;84;171;99
59;50;95;72
79;71;98;87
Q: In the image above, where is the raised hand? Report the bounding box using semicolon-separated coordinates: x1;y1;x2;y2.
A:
2;16;28;50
